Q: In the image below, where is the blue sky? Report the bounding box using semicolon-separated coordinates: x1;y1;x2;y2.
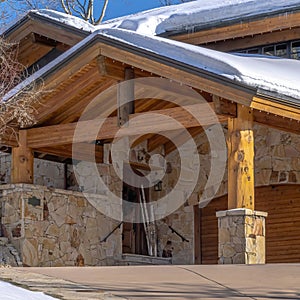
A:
104;0;182;21
0;0;186;31
105;0;162;19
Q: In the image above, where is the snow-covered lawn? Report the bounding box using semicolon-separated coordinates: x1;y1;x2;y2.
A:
0;280;58;300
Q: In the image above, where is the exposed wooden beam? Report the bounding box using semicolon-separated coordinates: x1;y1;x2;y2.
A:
45;78;116;125
11;131;34;184
254;110;300;134
36;143;103;163
98;55;125;80
97;56;152;81
148;134;170;153
251;96;300;121
227;104;254;210
117;67;135;126
98;43;254;105
165;127;204;155
31;33;58;47
26;103;227;148
33;63;102;124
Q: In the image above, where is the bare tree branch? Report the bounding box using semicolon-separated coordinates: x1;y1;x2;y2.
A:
0;38;43;139
95;0;109;25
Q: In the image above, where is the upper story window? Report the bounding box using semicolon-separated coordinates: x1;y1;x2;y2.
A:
291;41;300;59
236;40;300;60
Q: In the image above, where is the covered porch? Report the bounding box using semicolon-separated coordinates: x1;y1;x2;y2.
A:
1;24;300;266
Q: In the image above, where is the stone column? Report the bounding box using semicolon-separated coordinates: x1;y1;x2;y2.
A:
216;208;267;264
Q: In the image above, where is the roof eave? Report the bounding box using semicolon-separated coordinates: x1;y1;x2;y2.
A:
161;8;300;38
2;11;90;39
35;32;257;98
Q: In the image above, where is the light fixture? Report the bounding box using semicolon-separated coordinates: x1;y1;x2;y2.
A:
154;181;162;191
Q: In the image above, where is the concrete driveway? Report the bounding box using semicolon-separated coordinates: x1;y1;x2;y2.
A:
18;264;300;299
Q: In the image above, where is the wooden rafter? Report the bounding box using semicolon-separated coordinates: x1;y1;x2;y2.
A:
36;143;103;163
98;43;254;105
26;103;227;148
164;127;204;156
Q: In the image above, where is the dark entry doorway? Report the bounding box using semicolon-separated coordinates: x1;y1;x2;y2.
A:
122;182;148;255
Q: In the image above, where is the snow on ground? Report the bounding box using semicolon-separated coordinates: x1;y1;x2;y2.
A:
0;280;57;300
35;0;300;36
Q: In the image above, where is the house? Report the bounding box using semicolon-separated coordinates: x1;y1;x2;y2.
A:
0;0;300;266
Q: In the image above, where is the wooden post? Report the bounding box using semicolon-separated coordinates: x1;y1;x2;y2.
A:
11;130;34;184
227;104;254;210
117;67;134;127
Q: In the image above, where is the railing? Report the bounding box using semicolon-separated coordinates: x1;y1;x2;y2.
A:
100;221;123;243
168;225;189;243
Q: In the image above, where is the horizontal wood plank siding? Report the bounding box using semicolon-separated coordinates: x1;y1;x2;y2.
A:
200;185;300;264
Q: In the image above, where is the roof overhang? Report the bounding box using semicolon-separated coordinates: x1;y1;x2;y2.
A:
3;11;89;45
9;29;300;112
168;10;300;46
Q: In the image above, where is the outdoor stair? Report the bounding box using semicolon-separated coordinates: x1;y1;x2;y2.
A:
118;254;172;266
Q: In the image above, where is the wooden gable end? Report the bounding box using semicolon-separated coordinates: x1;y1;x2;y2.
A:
4;14;87;70
2;35;300;166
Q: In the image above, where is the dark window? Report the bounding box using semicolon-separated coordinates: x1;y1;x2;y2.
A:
262;45;275;56
235;40;300;60
275;44;288;58
291;41;300;60
247;48;260;54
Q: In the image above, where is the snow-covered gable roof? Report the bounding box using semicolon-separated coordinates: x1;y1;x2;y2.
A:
99;28;300;102
7;26;300;105
5;1;300;106
35;0;300;36
33;9;95;33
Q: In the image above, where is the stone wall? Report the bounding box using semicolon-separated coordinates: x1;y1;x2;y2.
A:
183;124;300;202
156;205;194;265
0;153;66;189
1;123;299;266
0;184;122;267
216;209;267;264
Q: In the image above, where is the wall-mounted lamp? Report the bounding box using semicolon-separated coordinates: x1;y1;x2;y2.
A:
154;180;163;191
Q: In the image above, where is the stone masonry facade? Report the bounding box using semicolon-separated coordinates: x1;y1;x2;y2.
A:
0;184;122;267
0;123;299;266
216;209;268;264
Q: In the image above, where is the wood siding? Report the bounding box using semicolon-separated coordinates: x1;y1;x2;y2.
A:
200;185;300;264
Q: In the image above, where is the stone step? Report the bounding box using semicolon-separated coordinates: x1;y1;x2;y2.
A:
119;254;172;266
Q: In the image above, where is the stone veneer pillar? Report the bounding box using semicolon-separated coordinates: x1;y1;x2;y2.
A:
216;208;268;264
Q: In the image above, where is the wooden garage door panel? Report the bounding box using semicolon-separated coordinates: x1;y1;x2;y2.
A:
200;185;300;264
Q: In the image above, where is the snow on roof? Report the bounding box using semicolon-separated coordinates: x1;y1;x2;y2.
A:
34;9;95;32
98;28;300;101
7;26;300;103
35;0;300;36
6;2;300;104
100;0;300;35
